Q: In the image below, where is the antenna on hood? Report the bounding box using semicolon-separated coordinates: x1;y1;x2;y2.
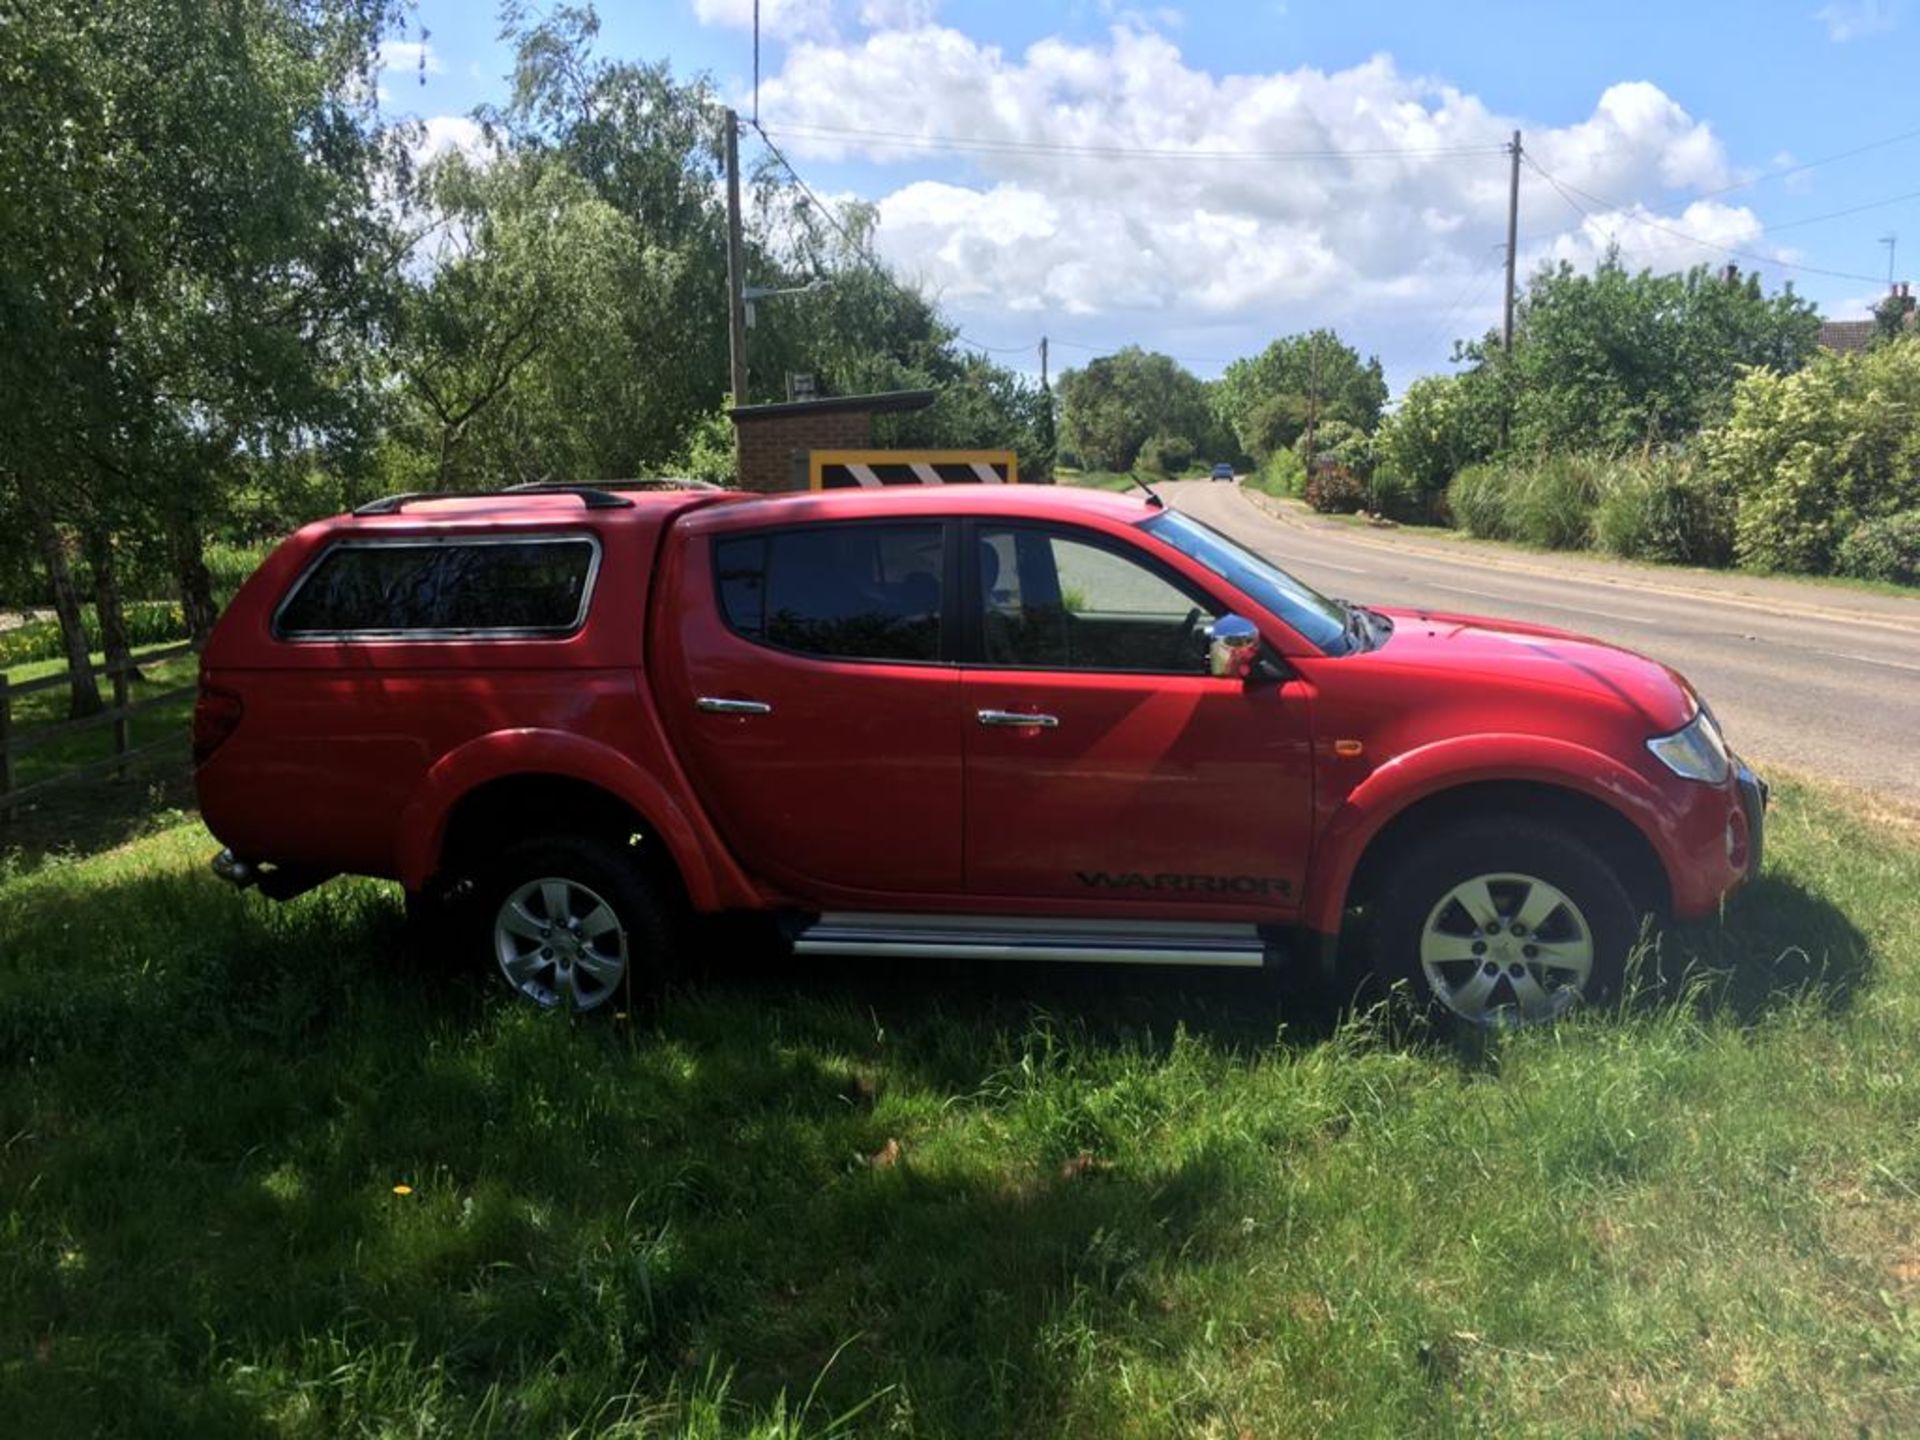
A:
1127;473;1165;508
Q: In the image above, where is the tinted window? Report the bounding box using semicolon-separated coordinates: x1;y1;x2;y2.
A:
715;523;946;662
977;527;1216;672
276;538;597;638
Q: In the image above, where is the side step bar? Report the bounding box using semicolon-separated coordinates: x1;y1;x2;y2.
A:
791;913;1271;968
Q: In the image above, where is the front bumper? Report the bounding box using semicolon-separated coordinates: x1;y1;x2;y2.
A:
1735;761;1768;878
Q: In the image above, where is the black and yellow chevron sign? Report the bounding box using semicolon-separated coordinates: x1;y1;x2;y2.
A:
809;449;1020;490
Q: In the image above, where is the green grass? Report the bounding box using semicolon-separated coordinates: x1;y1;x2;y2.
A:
3;645;201;867
1055;468;1142;493
3;780;1919;1435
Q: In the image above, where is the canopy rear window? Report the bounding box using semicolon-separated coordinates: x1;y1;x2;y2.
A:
274;536;599;640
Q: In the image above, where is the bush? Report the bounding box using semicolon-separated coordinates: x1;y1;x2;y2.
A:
665;407;737;487
0;602;188;670
205;542;272;605
1704;337;1920;574
1365;468;1418;522
1835;510;1920;585
1513;453;1608;549
1259;447;1306;497
1304;464;1368;514
1449;462;1513;540
1592;453;1735;567
1446;453;1604;548
1136;433;1195;478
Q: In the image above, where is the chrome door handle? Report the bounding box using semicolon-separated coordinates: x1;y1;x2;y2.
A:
697;696;772;716
977;709;1059;729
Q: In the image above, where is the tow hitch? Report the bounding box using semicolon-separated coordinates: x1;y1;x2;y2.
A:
210;848;334;902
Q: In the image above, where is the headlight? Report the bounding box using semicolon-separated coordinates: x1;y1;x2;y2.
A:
1647;707;1731;785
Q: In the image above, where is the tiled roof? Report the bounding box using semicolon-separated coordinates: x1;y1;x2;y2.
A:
1817;319;1878;354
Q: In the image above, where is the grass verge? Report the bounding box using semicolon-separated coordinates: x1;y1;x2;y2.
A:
3;779;1918;1435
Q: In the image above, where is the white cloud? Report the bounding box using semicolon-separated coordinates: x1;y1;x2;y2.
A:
378;39;443;75
859;0;939;26
748;22;1790;381
1814;0;1902;41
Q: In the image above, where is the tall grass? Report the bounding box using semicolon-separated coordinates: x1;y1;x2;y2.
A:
1449;454;1618;549
3;779;1918;1434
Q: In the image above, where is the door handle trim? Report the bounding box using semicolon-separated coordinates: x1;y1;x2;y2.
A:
697;696;773;716
977;708;1059;729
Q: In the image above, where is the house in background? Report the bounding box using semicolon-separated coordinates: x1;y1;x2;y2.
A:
1818;281;1917;353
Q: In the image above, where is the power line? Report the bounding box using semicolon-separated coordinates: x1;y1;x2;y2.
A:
1523;153;1602;229
1690;120;1920;202
753;121;1066;368
758;120;1506;163
953;333;1037;354
1412;249;1506;359
751;117;884;268
1522;160;1890;284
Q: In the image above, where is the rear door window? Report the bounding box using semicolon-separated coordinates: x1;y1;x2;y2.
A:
714;522;947;663
275;537;599;639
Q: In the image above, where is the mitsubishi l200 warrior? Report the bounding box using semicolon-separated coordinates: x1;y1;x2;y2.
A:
195;482;1765;1026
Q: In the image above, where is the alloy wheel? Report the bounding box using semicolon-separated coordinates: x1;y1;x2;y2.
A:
492;876;628;1011
1418;871;1595;1025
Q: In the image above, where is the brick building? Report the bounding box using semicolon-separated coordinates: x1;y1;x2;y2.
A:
729;389;936;493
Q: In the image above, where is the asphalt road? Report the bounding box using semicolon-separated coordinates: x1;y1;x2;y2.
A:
1163;480;1920;810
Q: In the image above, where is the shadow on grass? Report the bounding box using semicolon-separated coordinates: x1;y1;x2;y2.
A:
1648;871;1876;1025
0;871;1302;1438
0;751;198;875
0;848;1882;1436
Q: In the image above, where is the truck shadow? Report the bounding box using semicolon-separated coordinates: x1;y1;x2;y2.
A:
681;863;1875;1054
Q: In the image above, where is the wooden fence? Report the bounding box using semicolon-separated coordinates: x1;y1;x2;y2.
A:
0;642;199;822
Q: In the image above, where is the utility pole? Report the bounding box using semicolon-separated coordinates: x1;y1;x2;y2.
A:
1038;335;1055;480
1882;233;1899;289
1304;332;1322;463
724;108;749;409
1501;128;1521;448
1503;130;1521;357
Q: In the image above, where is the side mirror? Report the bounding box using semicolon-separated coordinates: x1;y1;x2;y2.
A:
1207;614;1261;679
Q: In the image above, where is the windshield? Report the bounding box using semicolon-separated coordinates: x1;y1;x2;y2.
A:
1142;510;1351;653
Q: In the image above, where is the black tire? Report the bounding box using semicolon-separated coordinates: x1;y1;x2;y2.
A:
1369;817;1639;1027
445;833;676;1012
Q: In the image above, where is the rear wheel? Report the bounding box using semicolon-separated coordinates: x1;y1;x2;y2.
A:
460;834;673;1011
1370;818;1638;1027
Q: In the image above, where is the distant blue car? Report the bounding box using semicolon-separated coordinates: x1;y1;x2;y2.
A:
1211;463;1235;481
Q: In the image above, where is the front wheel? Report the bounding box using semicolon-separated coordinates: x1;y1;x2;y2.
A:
1369;818;1640;1027
467;834;673;1011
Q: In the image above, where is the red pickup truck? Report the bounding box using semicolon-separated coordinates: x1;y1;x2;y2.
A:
194;481;1764;1026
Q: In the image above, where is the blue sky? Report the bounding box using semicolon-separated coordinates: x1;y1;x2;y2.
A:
383;0;1920;392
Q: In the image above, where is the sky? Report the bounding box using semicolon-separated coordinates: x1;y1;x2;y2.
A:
382;0;1920;394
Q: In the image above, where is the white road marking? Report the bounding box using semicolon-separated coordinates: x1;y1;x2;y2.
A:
1291;557;1369;575
1420;582;1657;627
1824;649;1920;675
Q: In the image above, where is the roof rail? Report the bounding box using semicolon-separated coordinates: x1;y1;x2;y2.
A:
504;478;726;495
352;486;636;516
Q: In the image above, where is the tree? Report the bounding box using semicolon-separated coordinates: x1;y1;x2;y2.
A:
0;0;403;712
391;153;646;490
1214;331;1387;462
1461;255;1821;455
1375;373;1501;497
1057;348;1215;472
